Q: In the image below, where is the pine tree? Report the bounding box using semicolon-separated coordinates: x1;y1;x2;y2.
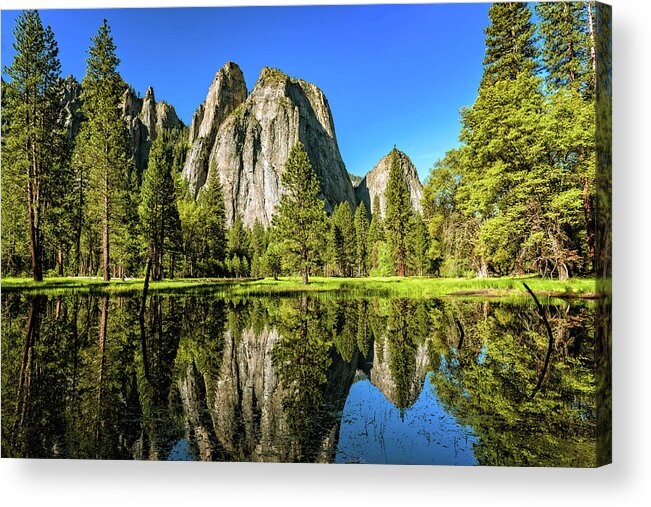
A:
367;195;384;272
537;1;597;267
458;3;541;277
331;201;356;277
383;148;413;277
76;19;132;280
2;10;67;280
536;2;593;95
139;132;181;281
482;2;537;85
250;219;267;277
228;217;250;265
272;142;327;285
408;212;429;276
198;166;227;275
354;202;369;277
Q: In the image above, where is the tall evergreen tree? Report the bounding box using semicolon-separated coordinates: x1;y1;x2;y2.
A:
198;167;227;275
331;201;356;277
272;142;327;285
250;219;268;277
354;202;369;277
482;2;537;85
76;19;132;280
139;132;181;281
2;10;67;280
408;212;429;276
383;148;413;277
537;1;597;265
367;195;384;272
536;1;593;96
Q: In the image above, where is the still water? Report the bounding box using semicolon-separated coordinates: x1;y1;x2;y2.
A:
1;293;596;466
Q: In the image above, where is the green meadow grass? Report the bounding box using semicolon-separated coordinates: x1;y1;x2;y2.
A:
1;274;599;301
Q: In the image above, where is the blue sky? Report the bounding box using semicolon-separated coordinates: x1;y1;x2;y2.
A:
1;4;490;180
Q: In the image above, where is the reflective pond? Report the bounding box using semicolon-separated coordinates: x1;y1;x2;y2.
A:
1;293;597;466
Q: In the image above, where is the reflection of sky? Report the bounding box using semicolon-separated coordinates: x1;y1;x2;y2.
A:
168;438;193;461
335;372;477;465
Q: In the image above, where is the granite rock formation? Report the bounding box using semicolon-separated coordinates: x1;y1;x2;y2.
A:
182;63;356;226
122;86;184;172
182;62;248;196
355;149;423;216
60;76;183;172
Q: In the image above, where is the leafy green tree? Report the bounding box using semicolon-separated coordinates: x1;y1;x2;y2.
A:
272;142;327;285
537;1;597;264
76;19;132;280
265;242;282;280
383;148;413;276
139;132;181;281
353;202;369;277
421;150;477;277
2;10;67;280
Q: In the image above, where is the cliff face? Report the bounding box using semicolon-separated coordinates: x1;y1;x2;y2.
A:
355;149;423;216
61;75;83;146
122;86;184;172
61;76;184;172
182;63;356;226
182;62;248;196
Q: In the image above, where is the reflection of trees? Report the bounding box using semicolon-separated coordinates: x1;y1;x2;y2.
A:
1;293;598;466
272;297;333;461
135;296;183;459
430;302;596;467
369;299;431;411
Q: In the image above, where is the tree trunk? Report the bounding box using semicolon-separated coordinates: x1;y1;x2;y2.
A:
478;257;489;278
398;246;406;277
96;295;109;453
103;168;110;281
26;181;42;282
139;258;151;380
57;247;64;276
75;179;84;276
588;1;597;94
564;3;577;84
582;178;595;268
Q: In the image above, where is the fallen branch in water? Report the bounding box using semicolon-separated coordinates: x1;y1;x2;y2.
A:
523;282;554;400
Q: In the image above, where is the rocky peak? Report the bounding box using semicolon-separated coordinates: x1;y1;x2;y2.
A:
121;85;184;172
60;78;182;172
61;75;83;145
183;63;356;226
355;148;423;216
183;62;248;196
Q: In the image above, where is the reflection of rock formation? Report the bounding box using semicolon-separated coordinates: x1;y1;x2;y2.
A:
178;360;216;461
370;338;429;410
212;326;282;461
177;320;360;463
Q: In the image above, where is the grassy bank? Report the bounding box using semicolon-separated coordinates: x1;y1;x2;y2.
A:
1;274;599;300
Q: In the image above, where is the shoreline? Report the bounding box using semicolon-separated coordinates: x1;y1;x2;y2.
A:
0;275;604;301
